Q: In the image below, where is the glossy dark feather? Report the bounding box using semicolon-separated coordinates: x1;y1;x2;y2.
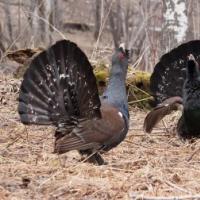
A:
147;49;200;139
19;40;101;127
150;40;200;105
178;54;200;139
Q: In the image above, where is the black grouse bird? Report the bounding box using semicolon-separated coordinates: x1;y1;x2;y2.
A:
150;40;200;105
18;40;129;165
144;40;200;139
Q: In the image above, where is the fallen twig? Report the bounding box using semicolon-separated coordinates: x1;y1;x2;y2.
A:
164;180;191;194
187;147;200;162
130;193;200;200
129;97;152;104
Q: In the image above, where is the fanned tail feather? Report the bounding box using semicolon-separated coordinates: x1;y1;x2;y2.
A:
150;40;200;105
18;40;101;126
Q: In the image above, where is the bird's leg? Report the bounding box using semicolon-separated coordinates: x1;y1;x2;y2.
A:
79;149;106;165
93;152;106;165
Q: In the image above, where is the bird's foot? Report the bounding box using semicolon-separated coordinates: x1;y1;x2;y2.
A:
79;150;107;165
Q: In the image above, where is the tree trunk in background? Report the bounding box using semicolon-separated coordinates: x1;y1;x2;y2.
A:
141;0;149;71
38;0;50;44
0;0;195;73
94;0;101;39
38;0;55;45
0;23;6;53
28;0;40;46
161;0;188;52
3;2;13;45
28;0;55;46
106;0;124;48
49;0;60;30
186;0;200;41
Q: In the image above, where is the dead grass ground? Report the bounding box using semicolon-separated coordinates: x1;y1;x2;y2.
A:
1;76;200;200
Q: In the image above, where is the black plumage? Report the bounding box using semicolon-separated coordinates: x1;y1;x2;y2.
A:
150;40;200;105
178;54;200;138
144;53;200;139
18;40;129;165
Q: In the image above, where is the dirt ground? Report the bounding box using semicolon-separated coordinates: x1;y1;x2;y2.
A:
1;76;200;200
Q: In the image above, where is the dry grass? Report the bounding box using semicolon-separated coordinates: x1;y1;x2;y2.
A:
1;76;200;200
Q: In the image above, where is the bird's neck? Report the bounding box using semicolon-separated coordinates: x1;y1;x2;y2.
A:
102;73;129;121
183;79;200;109
183;108;200;132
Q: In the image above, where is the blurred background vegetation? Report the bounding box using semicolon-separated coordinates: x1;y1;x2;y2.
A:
0;0;199;73
0;0;198;108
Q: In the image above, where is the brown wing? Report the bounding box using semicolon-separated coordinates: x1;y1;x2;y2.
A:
54;104;125;154
143;96;183;133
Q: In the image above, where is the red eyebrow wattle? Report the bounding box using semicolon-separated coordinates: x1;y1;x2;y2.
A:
118;52;125;59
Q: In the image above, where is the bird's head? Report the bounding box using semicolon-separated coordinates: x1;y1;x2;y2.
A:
111;43;129;76
186;54;200;80
112;43;129;64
